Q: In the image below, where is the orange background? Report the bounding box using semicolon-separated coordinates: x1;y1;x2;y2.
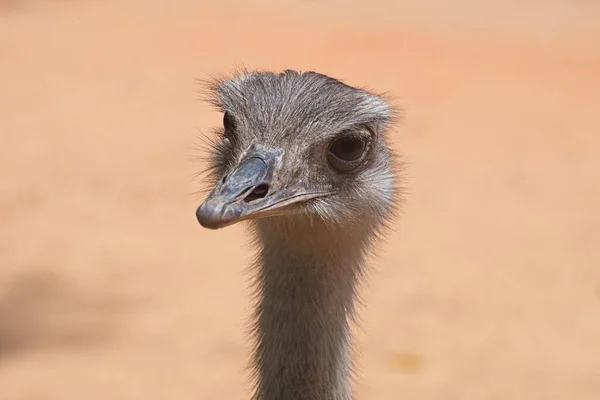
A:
1;1;599;399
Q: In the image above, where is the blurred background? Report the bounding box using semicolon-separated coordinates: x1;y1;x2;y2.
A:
1;0;599;399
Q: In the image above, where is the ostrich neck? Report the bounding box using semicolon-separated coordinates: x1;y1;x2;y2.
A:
252;222;369;400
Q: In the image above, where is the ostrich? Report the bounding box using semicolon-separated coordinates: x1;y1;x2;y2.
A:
195;69;401;400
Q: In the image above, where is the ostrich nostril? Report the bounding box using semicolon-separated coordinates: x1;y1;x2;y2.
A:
244;184;269;203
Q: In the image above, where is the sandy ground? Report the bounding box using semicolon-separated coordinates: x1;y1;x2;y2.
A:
1;1;600;399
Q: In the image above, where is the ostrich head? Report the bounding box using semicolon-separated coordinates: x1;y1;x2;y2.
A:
196;70;400;238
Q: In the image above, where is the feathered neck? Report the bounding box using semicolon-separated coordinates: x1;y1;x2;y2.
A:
248;218;377;400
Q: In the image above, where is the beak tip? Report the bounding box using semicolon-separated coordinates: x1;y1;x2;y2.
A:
196;201;243;230
195;202;222;229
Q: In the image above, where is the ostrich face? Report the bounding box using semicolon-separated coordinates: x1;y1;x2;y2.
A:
196;70;398;230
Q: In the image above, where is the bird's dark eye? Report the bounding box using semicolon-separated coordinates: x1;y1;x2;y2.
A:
327;135;369;173
223;111;236;135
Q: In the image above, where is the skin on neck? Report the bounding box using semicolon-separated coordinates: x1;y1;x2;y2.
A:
249;217;376;400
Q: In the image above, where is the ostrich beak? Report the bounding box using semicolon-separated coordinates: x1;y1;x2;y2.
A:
196;153;328;229
196;156;271;229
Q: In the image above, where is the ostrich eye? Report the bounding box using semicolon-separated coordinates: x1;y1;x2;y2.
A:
327;135;369;173
223;111;236;135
